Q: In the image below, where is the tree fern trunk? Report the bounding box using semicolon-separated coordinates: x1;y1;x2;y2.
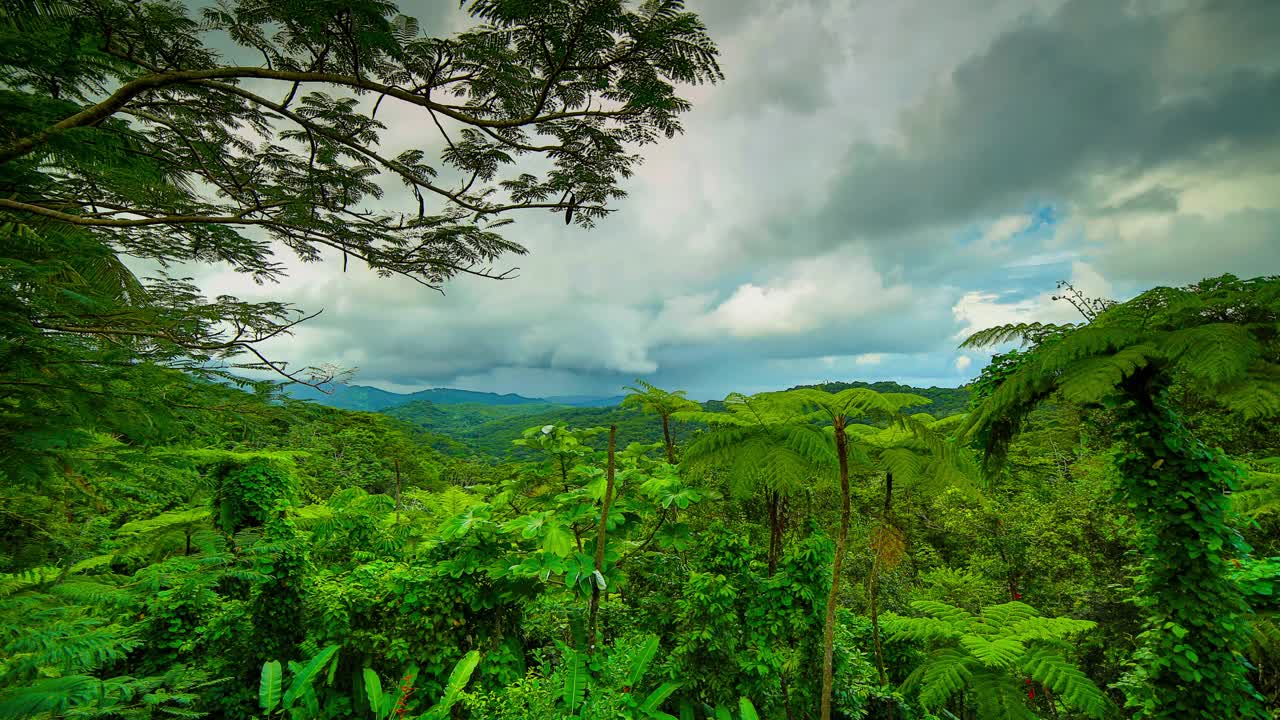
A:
662;414;676;464
768;490;782;577
869;563;886;686
589;425;618;654
1116;369;1266;719
869;470;892;687
820;419;851;720
883;469;893;518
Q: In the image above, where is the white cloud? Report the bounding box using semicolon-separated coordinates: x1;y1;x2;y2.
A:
705;248;917;339
951;261;1111;341
955;355;972;371
974;214;1035;254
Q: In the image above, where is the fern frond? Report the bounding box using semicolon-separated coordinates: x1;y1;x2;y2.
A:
1235;465;1280;518
4;621;137;677
1037;326;1140;370
959;635;1025;668
1009;616;1095;642
673;411;752;427
1216;363;1280;420
961;323;1076;349
1161;323;1259;385
45;580;130;605
0;675;105;718
887;616;965;644
911;648;974;709
771;424;837;466
878;448;924;484
1019;648;1109;717
969;671;1040;720
1056;344;1156;405
981;601;1040;627
911;600;977;624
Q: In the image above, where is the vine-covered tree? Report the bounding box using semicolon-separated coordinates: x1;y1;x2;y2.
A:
960;274;1280;719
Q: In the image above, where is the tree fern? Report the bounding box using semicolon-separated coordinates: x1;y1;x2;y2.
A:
889;600;1107;719
622;380;701;463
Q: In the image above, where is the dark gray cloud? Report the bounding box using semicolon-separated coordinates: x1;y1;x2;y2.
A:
781;0;1280;265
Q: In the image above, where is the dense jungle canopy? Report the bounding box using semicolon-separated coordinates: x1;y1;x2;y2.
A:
1;2;1279;720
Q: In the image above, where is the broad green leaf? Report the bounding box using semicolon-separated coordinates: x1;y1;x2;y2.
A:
640;682;681;715
259;660;282;713
628;635;660;686
543;522;574;557
425;650;480;719
363;668;384;720
562;652;589;714
283;645;339;707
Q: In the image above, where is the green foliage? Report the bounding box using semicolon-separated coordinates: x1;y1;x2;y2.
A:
2;259;1280;720
890;600;1107;719
961;274;1280;719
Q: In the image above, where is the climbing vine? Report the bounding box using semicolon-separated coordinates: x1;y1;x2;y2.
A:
1112;373;1268;718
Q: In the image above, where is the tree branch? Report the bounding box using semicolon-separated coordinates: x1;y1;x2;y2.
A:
0;65;643;165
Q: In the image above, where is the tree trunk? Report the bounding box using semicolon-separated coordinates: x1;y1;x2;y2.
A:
393;457;402;524
869;563;887;686
662;414;676;464
767;490;782;577
869;469;893;685
1115;370;1265;719
588;425;618;654
820;419;851;720
883;469;893;518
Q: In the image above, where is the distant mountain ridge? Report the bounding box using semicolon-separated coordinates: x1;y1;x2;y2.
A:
285;384;553;411
286;381;969;416
544;394;628;407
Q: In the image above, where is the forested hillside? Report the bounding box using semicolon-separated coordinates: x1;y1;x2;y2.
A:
2;2;1278;720
381;400;674;459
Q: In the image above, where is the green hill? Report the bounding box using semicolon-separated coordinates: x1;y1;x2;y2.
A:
381;400;561;438
381;400;690;459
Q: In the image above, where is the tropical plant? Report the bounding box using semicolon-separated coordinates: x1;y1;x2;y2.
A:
848;413;979;684
677;392;827;577
679;387;928;720
259;647;479;720
889;600;1108;719
961;273;1280;719
622;380;702;464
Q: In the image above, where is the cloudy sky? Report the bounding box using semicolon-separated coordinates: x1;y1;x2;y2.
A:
187;0;1280;400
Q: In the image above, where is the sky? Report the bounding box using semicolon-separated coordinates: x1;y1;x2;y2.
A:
179;0;1280;401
